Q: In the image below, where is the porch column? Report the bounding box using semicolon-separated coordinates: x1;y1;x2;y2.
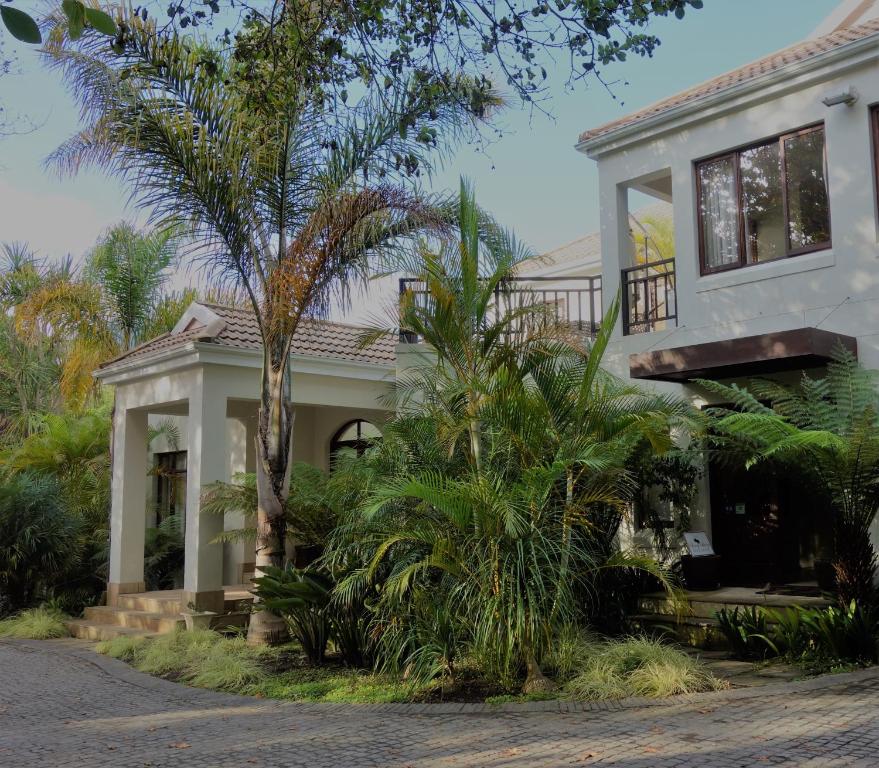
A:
183;375;227;612
107;407;149;606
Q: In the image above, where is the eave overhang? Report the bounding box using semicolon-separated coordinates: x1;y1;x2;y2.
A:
629;328;857;383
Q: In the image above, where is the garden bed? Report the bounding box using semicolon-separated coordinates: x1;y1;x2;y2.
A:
92;628;727;705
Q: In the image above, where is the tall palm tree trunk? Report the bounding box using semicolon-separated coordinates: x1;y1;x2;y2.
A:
248;357;294;645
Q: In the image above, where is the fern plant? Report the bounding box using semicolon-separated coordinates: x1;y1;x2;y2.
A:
701;346;879;606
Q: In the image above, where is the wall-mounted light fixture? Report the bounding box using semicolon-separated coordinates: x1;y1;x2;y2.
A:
822;87;859;107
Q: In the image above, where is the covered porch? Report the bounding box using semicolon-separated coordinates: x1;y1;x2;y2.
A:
90;302;395;630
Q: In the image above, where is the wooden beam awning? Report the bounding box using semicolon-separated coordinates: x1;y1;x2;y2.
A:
629;328;857;383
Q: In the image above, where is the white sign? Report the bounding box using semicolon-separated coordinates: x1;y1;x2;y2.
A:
684;531;715;558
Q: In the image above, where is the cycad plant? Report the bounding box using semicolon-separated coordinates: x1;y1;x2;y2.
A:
701;347;879;606
45;6;491;643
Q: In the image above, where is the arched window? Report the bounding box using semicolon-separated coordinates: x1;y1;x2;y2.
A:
330;419;381;466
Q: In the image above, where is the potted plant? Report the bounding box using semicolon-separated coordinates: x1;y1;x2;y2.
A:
180;601;216;631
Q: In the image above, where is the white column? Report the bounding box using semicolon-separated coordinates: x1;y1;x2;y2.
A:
108;406;149;605
183;372;227;612
599;176;631;339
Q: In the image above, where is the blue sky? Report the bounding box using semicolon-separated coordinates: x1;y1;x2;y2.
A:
0;0;840;272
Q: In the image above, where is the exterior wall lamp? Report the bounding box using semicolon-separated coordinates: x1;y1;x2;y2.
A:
822;87;859;107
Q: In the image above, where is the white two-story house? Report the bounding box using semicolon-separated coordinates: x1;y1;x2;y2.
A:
577;0;879;586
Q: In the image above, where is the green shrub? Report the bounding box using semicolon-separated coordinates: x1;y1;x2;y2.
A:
0;474;80;612
251;565;331;664
0;606;69;639
799;601;878;664
565;636;722;700
715;606;774;660
721;601;879;666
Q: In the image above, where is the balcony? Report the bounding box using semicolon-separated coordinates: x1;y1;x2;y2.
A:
398;275;603;342
622;259;677;336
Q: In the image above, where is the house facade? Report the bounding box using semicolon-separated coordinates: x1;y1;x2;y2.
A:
578;2;879;584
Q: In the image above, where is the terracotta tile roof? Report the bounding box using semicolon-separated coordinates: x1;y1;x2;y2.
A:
578;19;879;146
99;302;397;370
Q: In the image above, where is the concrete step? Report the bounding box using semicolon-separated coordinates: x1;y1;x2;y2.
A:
631;614;730;651
638;594;830;621
116;593;184;616
83;606;183;633
64;620;160;643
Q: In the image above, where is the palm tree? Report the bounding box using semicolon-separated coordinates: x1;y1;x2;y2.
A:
389;178;566;473
0;244;64;439
701;347;879;605
338;188;688;692
16;222;180;407
45;7;492;642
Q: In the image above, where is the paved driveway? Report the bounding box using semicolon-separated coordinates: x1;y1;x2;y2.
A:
2;639;879;767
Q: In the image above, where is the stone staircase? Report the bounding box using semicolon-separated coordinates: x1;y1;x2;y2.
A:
632;587;831;650
66;588;254;641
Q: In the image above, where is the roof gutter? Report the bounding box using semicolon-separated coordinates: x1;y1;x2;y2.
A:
575;32;879;157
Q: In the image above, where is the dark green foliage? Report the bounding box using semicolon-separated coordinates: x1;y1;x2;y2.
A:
0;474;80;613
2;409;112;612
798;601;878;664
718;602;879;666
252;566;333;665
715;606;773;661
162;0;702;109
144;515;185;591
702;348;879;606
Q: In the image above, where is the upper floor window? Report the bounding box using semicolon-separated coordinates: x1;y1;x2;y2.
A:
696;125;831;275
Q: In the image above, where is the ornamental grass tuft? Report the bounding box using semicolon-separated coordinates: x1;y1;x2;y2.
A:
0;606;69;639
564;636;723;700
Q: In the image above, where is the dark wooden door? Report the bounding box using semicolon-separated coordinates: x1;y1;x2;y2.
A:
709;459;801;585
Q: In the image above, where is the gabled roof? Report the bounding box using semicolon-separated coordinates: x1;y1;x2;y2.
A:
98;302;397;372
578;18;879;149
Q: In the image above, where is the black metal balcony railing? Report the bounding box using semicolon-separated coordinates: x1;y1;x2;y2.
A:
621;258;677;336
398;275;603;343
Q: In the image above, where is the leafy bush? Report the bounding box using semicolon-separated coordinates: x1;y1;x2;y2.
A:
0;606;69;639
799;601;878;664
715;606;774;660
252;566;332;664
719;601;879;666
0;473;80;612
564;636;722;700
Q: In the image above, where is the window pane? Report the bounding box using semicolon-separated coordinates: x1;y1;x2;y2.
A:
740;142;785;263
784;129;830;250
699;157;740;269
359;421;381;439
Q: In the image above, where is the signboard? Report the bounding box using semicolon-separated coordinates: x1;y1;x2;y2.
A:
684;531;715;558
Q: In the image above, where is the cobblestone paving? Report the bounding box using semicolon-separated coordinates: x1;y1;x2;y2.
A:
3;639;879;767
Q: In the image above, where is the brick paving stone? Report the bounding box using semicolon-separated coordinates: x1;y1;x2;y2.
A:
3;638;879;767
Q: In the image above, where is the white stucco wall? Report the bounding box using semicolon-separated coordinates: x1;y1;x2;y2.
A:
585;47;879;554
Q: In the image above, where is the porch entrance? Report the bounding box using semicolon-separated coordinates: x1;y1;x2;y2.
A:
708;457;831;586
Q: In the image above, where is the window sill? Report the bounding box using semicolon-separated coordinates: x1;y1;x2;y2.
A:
695;250;835;293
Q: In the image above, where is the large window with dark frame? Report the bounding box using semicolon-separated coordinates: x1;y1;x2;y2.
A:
696;124;831;275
